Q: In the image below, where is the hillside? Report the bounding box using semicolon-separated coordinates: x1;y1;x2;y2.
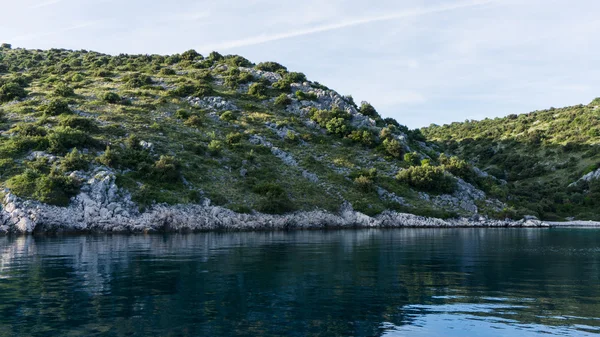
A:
0;43;519;232
422;99;600;221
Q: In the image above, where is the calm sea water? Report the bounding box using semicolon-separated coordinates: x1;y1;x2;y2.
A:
0;228;599;337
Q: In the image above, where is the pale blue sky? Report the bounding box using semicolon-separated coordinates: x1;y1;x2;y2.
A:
2;0;599;127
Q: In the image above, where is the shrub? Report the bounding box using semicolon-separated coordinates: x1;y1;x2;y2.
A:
383;138;403;158
7;169;80;206
123;73;153;88
175;109;190;119
151;156;181;182
208;140;223;155
396;165;456;194
101;91;121;103
60;148;88;172
11;123;47;137
219;111;236;122
255;62;287;72
404;152;421;166
347;129;374;146
248;82;267;98
53;83;75;97
439;153;472;178
272;79;291;92
359;102;379;118
285;72;307;83
226;55;252;67
354;175;374;192
0;43;11;49
47;127;96;153
70;73;85;82
58;116;97;132
159;68;176;76
0;82;27;102
226;132;243;145
43;99;72;116
184;115;203;127
252;182;294;214
208;51;224;61
325;117;349;136
295;90;317;101
181;49;201;61
274;93;292;107
97;146;119;167
285;130;298;143
94;69;113;78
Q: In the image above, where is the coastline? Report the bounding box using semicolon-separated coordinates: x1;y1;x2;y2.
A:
0;171;549;234
3;170;596;235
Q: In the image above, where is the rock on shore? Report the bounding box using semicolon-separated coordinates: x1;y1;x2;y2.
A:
0;170;549;235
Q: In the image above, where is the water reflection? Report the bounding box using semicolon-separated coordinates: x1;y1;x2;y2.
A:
0;229;599;336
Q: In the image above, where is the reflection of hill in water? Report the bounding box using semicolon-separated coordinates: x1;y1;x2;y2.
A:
0;229;599;336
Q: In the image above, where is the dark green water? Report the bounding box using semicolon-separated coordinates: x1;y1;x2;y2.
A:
1;229;599;337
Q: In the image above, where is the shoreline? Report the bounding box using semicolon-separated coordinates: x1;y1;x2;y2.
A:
2;171;597;235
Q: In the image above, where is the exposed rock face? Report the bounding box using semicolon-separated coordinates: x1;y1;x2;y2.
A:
0;170;549;235
569;168;600;187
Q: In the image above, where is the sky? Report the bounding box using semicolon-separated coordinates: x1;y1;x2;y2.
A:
1;0;599;128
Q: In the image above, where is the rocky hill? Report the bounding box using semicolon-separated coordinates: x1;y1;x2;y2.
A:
0;44;538;233
422;99;600;221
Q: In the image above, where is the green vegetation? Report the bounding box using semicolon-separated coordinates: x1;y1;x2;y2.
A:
0;45;507;218
423;99;600;220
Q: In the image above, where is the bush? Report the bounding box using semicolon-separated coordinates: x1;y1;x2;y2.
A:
248;82;267;98
60;148;88;172
184;115;203;127
383;138;403;158
404;152;421;166
285;130;298;143
53;83;75;97
47;126;97;154
347;129;374;146
159;68;176;76
151;156;181;182
285;72;307;83
101;91;121;103
208;140;223;155
97;146;119;167
58;116;97;132
396;165;456;194
0;82;27;102
181;49;201;61
94;69;113;78
226;132;243;145
255;62;287;72
7;169;80;206
11;123;47;137
219;111;236;122
252;182;294;214
439;153;472;178
43;98;72;116
325;117;349;136
274;93;292;107
295;90;317;101
354;175;374;192
123;73;153;88
359;102;379;118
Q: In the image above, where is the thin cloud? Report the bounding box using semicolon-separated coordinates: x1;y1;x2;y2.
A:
29;0;64;9
11;21;103;42
201;0;498;51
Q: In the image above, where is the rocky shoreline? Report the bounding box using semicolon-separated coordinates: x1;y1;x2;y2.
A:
0;170;549;235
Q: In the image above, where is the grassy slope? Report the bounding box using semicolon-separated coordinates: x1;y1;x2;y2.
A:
0;45;484;218
422;99;600;220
